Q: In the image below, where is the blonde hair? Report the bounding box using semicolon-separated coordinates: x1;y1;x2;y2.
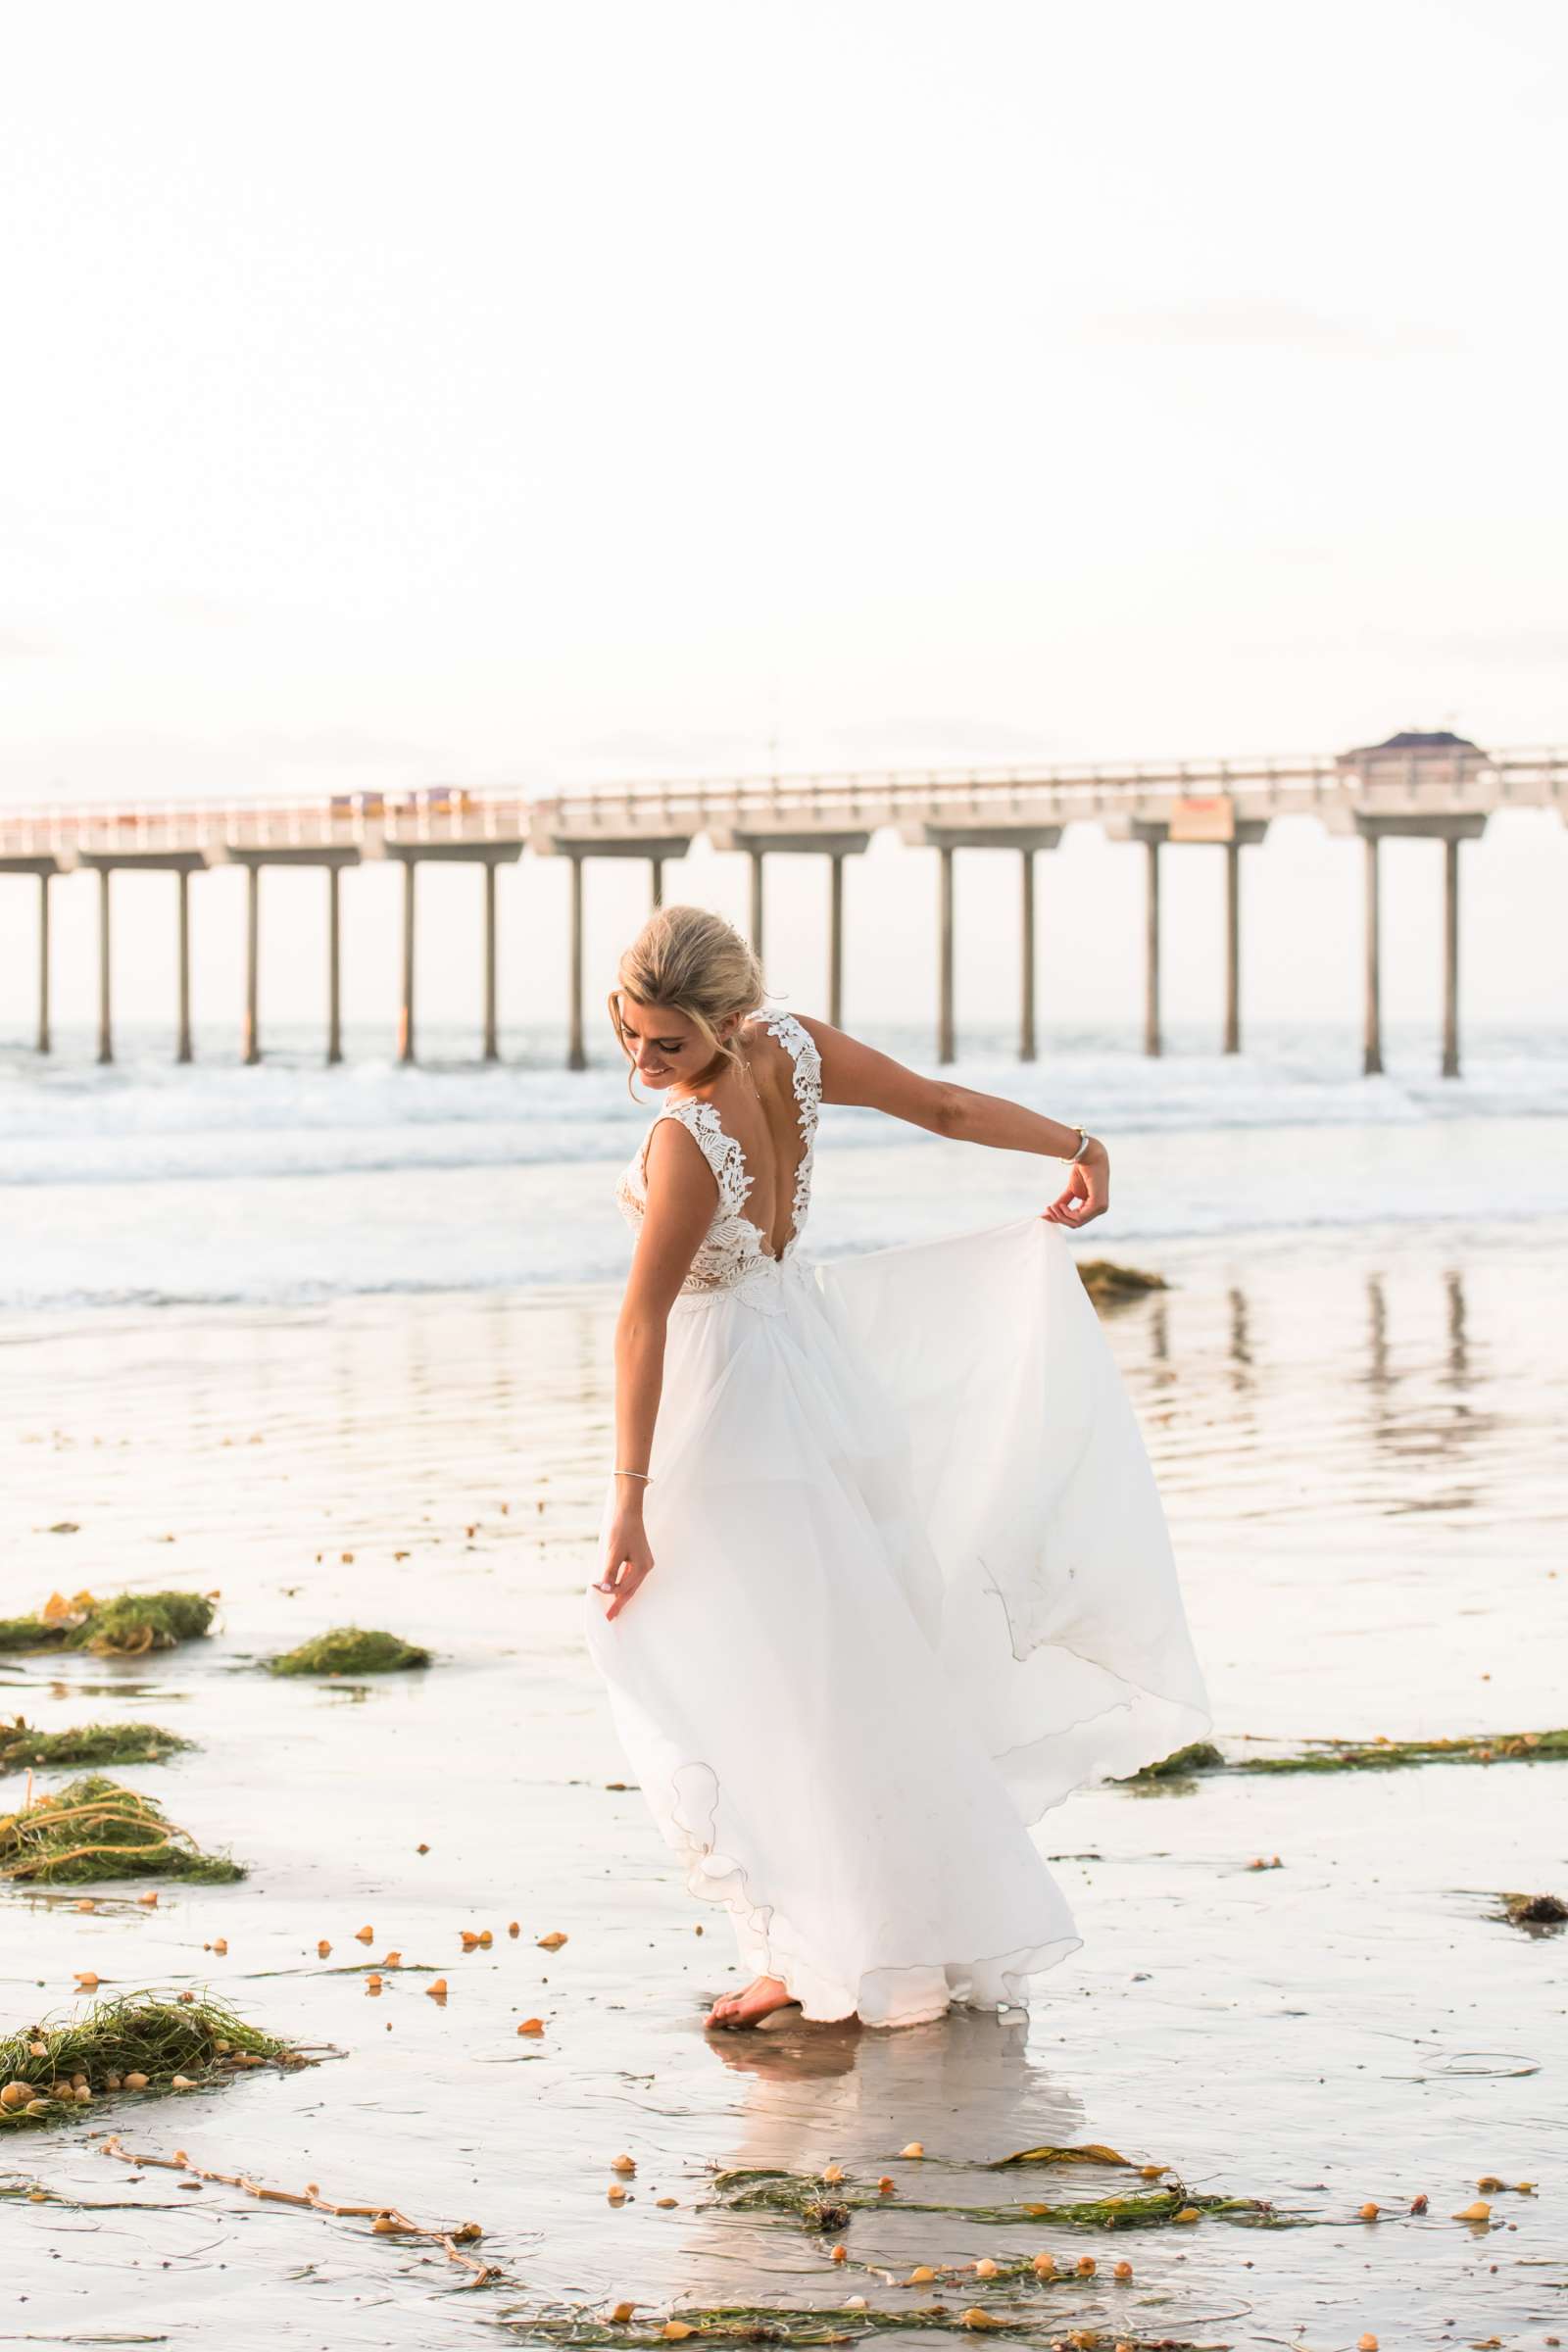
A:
608;904;765;1088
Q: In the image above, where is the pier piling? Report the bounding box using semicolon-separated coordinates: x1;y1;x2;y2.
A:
531;831;691;1068
226;845;362;1067
1200;819;1270;1054
398;858;416;1065
901;821;1062;1063
175;868;193;1063
567;853;585;1071
1019;848;1037;1063
1223;841;1241;1055
37;870;51;1055
1354;812;1485;1077
326;864;343;1065
1443;835;1461;1080
482;859;499;1063
699;826;871;1032
75;851;207;1064
1144;834;1162;1058
382;841;521;1065
828;853;845;1028
938;845;955;1065
97;866;113;1065
244;864;261;1064
3;858;64;1054
1363;833;1383;1076
749;850;765;961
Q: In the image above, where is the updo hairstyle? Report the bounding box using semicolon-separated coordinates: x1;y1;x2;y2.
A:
608;904;766;1089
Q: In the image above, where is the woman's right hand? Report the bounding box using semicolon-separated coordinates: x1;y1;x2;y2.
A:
1043;1136;1109;1227
594;1505;656;1621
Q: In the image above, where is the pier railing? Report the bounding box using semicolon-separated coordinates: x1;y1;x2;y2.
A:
0;793;532;858
3;742;1565;863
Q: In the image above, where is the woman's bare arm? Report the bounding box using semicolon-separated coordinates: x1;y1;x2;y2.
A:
596;1120;715;1620
801;1015;1109;1227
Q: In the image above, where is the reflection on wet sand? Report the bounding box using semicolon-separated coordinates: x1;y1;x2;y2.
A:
640;2016;1094;2325
1225;1285;1252;1389
700;2006;1074;2166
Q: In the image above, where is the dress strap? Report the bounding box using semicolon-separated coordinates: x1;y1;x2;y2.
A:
754;1011;821;1139
752;1011;820;1242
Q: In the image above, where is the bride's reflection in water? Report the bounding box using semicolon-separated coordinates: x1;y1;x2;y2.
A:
697;2003;1086;2175
633;2009;1092;2309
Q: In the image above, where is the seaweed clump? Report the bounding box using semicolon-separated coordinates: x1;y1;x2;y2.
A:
990;2139;1150;2171
512;2305;1212;2342
268;1625;431;1676
1121;1742;1226;1781
1501;1890;1567;1927
1076;1260;1168;1308
0;1775;244;1885
710;2167;1285;2232
1246;1729;1568;1773
0;1991;302;2127
1123;1728;1568;1784
0;1717;192;1773
0;1590;215;1658
514;2308;1214;2348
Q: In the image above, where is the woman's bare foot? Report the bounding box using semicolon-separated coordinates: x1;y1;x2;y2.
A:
705;1975;800;2030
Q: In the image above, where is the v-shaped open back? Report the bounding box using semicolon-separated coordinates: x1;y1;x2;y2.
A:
612;1010;822;1305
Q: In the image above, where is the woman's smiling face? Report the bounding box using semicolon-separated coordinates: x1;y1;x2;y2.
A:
615;997;734;1089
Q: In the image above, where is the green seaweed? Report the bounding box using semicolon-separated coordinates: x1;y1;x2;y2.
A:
1245;1729;1568;1773
84;1592;216;1654
0;1591;215;1658
0;1774;244;1885
267;1625;431;1676
1500;1890;1567;1927
1120;1743;1225;1781
0;1615;66;1654
0;1717;192;1773
709;2168;1289;2231
989;2141;1148;2170
0;1990;302;2127
1123;1728;1568;1784
509;2305;1214;2348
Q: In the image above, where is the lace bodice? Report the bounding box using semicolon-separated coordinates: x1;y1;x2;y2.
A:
614;1010;822;1310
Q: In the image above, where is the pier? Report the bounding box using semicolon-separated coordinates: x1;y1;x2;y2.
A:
2;730;1562;1075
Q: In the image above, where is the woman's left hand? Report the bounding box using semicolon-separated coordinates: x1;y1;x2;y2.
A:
1043;1137;1109;1227
594;1505;656;1621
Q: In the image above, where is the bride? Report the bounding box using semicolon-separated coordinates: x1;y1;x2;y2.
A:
585;905;1209;2033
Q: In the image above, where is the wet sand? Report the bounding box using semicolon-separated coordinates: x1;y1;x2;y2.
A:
2;1222;1565;2349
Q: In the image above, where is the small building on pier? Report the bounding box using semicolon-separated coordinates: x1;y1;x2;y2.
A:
1337;728;1487;779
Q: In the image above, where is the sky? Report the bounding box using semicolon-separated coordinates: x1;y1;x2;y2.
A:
1;0;1564;1040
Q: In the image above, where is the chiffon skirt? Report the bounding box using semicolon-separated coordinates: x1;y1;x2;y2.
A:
583;1214;1210;2027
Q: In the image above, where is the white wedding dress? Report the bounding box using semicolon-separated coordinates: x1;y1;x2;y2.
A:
584;1010;1210;2028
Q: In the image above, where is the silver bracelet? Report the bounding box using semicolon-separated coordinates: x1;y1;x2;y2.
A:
613;1468;653;1483
1062;1125;1093;1165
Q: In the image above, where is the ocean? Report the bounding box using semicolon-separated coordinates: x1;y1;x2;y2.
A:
3;1017;1565;1313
